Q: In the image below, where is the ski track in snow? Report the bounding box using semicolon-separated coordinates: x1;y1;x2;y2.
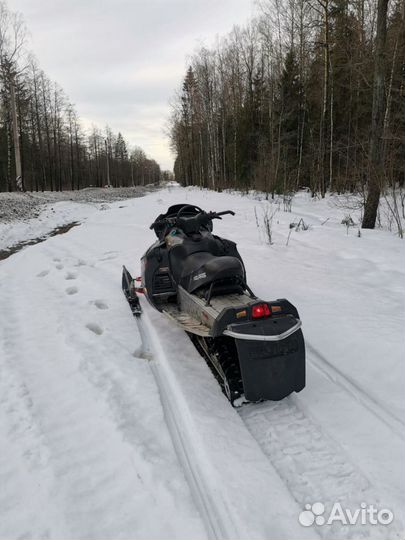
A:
306;342;405;440
135;304;241;540
150;360;233;540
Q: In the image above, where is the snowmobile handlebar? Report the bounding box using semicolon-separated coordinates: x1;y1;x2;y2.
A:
150;209;235;233
196;210;235;225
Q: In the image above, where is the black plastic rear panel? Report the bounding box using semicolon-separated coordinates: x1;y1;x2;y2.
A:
230;316;306;401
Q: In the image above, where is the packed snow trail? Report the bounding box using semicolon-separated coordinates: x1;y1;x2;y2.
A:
0;186;404;539
0;242;208;538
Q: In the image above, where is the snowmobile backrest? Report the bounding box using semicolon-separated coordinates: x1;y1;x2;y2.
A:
168;233;221;283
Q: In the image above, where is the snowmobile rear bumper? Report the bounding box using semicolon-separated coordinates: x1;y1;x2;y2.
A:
224;319;302;341
229;316;305;401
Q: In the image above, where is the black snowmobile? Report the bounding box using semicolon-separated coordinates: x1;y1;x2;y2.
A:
122;204;305;404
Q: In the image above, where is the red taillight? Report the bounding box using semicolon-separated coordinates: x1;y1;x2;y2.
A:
251;303;271;319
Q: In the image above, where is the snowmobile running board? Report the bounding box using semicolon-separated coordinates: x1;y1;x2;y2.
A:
223;320;302;341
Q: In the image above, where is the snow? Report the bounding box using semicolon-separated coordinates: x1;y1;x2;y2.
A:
0;186;404;539
0;186;153;252
0;201;97;254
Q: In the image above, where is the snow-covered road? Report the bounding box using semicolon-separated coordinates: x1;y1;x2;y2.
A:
1;186;404;539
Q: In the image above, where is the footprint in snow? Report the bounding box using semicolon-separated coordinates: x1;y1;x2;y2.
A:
55;263;64;270
99;252;118;261
37;270;49;278
132;347;153;361
65;286;78;295
65;271;77;280
86;322;103;335
93;300;109;310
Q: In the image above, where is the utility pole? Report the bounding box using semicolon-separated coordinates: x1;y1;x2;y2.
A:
9;75;23;191
105;138;111;187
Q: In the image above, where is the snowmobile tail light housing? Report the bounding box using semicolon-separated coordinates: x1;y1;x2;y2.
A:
252;303;271;319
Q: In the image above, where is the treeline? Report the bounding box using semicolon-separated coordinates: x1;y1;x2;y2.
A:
0;2;161;193
170;0;404;228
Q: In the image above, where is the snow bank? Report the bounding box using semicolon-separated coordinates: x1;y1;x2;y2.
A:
0;186;153;252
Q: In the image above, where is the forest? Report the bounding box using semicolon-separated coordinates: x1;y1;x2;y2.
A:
170;0;405;229
0;2;161;194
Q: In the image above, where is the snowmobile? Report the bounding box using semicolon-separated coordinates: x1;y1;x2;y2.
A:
122;204;305;405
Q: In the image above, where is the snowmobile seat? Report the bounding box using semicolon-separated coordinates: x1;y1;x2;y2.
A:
179;251;244;294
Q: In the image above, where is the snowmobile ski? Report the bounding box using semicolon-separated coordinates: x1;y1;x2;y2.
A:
122;265;142;316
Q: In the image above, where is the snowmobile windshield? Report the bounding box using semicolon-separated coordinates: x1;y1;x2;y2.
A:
151;204;211;239
160;204;203;220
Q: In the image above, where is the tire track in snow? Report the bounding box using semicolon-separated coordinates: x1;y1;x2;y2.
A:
306;342;405;440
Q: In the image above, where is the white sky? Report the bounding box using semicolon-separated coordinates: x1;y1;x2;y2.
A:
9;0;255;171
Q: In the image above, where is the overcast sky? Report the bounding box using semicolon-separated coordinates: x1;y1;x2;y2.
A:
9;0;254;170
